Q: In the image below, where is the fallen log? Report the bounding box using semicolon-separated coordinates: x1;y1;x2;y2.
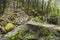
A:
27;21;60;30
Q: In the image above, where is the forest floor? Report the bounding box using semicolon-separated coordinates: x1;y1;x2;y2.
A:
0;18;60;40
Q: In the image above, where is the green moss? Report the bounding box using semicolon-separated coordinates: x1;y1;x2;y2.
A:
8;26;27;40
19;26;27;37
11;37;15;40
5;23;14;31
8;34;16;40
8;34;13;38
48;34;54;39
15;31;19;35
33;17;44;23
7;25;55;40
24;35;36;39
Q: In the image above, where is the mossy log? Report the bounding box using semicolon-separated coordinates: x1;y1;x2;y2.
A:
27;21;60;31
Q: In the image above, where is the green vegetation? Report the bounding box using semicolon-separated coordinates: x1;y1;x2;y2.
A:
24;35;36;39
7;25;55;40
0;0;60;40
33;17;44;23
5;23;14;31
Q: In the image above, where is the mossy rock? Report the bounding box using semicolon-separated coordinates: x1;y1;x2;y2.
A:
5;23;14;31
